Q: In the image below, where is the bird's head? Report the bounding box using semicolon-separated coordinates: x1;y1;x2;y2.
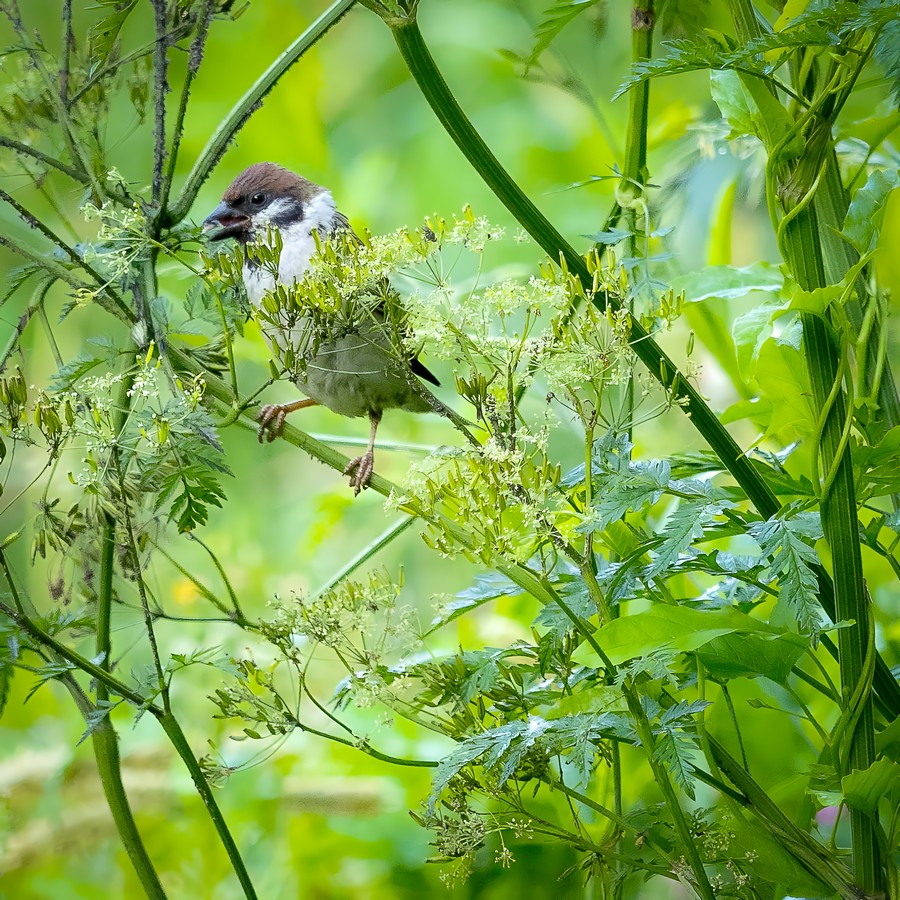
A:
202;162;333;243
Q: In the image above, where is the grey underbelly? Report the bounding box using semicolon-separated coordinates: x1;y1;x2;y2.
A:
288;330;432;418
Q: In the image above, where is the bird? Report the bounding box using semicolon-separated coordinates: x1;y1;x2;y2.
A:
202;162;452;494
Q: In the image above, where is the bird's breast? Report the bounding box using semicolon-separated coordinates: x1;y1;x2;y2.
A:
242;226;319;308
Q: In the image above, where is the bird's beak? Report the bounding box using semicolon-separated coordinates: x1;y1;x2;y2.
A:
202;201;250;241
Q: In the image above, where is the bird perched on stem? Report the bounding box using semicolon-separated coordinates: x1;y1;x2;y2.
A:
203;162;468;494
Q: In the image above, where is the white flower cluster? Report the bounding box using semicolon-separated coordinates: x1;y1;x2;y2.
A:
81;197;149;283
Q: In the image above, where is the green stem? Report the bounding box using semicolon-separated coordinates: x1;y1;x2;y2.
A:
166;0;356;225
157;712;258;900
158;0;214;220
314;515;416;597
774;114;880;900
0;136;88;183
624;692;715;900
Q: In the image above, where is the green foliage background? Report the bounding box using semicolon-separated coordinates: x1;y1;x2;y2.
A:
1;1;899;898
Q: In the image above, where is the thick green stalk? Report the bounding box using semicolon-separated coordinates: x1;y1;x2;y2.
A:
815;149;900;440
90;703;168;899
166;0;356;224
621;4;652;194
0;541;166;897
709;737;861;899
781;202;879;892
728;0;881;882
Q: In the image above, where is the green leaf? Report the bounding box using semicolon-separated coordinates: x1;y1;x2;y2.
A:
671;262;783;303
571;604;774;668
581;459;671;532
731;303;782;382
875;19;900;108
841;758;900;815
842;166;900;254
696;631;807;683
875;716;900;761
651;698;709;799
753;325;817;438
710;70;804;156
657;0;712;38
89;0;140;64
517;0;604;68
748;506;823;634
646;495;729;577
586;227;634;245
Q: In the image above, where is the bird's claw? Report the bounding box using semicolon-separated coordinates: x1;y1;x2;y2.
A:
257;404;288;443
343;450;375;496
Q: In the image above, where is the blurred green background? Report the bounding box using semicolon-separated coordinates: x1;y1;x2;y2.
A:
1;1;899;897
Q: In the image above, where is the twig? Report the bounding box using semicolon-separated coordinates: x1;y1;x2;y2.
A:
151;0;170;207
60;0;73;104
158;0;214;219
0;137;87;183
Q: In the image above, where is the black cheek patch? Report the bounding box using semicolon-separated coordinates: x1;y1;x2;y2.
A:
270;199;305;228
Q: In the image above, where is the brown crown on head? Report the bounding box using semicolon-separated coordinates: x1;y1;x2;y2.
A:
222;162;323;204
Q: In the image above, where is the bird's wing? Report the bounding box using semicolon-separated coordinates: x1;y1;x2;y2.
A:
333;210;441;388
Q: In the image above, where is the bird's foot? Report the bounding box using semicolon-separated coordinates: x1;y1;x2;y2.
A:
257;404;290;443
344;450;375;496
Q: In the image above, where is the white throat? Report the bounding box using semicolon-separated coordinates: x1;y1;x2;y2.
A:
242;189;337;306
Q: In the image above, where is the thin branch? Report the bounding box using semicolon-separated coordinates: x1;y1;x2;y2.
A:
187;532;248;625
158;0;214;218
157;712;259;899
314;516;416;597
151;0;170;207
0;136;87;183
0;278;51;373
60;0;73;104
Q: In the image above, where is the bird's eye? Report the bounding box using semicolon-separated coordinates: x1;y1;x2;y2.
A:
250;192;267;207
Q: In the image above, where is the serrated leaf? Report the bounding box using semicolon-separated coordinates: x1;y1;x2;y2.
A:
748;507;823;633
89;0;140;64
646;496;728;577
671;262;783;303
696;631;807;683
875;18;900;107
649;699;709;799
517;0;604;68
571;604;775;668
50;351;108;391
581;459;671;533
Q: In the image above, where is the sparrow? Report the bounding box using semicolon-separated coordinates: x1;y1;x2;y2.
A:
202;162;446;494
